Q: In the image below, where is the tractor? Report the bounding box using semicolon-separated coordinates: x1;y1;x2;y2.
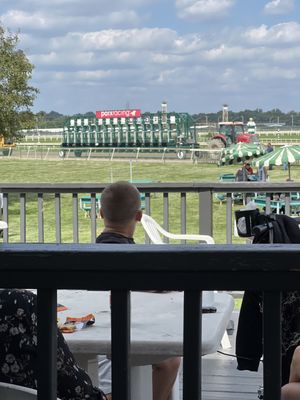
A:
210;121;259;149
0;136;16;156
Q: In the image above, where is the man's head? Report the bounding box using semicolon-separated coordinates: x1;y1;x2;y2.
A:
100;181;142;227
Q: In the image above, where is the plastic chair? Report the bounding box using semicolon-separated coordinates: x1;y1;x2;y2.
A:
140;214;231;353
0;382;61;400
140;214;215;244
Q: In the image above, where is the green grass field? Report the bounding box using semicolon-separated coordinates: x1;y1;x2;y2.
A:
1;158;299;244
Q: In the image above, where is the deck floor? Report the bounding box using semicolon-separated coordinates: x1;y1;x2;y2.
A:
179;310;263;399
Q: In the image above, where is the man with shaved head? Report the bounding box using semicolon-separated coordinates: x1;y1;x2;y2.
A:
96;181;181;400
97;181;142;243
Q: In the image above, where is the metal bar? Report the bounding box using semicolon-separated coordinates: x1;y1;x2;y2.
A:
38;193;44;243
199;191;213;236
3;193;8;243
90;193;97;243
37;288;57;400
145;193;151;244
111;290;131;400
266;193;271;214
55;193;61;243
226;193;232;244
285;192;290;216
263;291;282;400
183;290;202;400
72;193;79;243
163;192;169;244
20;193;26;243
181;192;187;244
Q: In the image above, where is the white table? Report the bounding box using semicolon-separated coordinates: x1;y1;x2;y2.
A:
58;290;234;399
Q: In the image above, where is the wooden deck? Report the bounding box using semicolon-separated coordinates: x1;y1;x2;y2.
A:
201;355;263;399
179;310;263;399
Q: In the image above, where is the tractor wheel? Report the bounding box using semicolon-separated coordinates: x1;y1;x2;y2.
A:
74;150;82;158
177;150;186;160
209;139;225;149
2;149;10;156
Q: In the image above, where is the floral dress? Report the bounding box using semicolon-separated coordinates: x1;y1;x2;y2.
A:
0;289;106;400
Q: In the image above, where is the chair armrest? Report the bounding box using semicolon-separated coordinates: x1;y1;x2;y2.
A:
164;232;215;244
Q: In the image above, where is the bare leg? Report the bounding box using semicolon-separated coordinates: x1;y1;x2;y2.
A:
152;357;181;400
282;347;300;400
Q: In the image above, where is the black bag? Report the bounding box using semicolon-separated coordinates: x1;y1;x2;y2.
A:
236;214;300;385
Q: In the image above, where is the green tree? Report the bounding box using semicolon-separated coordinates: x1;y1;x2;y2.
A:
0;25;38;140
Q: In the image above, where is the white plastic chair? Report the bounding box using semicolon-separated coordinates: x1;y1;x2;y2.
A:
140;214;215;244
0;382;61;400
140;214;231;354
0;220;8;229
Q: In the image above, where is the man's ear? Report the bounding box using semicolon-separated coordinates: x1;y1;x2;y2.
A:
136;209;143;222
100;208;104;219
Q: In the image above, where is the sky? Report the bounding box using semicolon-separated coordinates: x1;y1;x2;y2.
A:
1;0;300;115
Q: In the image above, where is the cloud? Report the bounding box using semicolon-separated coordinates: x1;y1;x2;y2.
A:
176;0;235;20
3;0;300;113
244;22;300;45
264;0;294;15
1;10;50;30
203;44;265;62
0;9;141;33
50;28;178;52
251;66;298;80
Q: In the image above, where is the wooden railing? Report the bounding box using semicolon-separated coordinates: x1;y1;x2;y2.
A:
0;243;298;400
0;182;300;244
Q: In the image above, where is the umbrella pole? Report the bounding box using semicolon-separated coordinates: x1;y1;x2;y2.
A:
288;162;291;181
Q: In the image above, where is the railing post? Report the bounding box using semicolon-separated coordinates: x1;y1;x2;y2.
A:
284;192;290;216
183;290;202;400
266;193;271;214
226;193;233;244
263;291;282;400
20;193;26;243
3;193;8;243
37;288;57;400
145;193;151;244
181;192;187;244
163;192;169;244
199;191;213;236
90;193;97;243
55;193;61;243
38;193;44;242
72;193;79;243
111;290;131;400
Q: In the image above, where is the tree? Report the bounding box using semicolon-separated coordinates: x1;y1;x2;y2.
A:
0;25;38;140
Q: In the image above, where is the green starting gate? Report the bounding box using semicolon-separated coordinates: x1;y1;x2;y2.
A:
62;112;197;149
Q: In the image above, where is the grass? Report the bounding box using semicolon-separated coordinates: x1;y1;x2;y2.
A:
234;298;243;311
1;158;299;244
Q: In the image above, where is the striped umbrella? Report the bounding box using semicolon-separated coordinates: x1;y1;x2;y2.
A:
218;143;265;166
252;145;300;180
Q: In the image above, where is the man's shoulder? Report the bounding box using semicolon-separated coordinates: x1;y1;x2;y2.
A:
96;232;135;244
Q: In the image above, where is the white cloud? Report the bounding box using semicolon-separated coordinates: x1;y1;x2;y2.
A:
3;0;300;113
176;0;235;20
251;66;298;80
50;28;178;52
244;22;300;45
1;10;50;30
203;44;264;61
264;0;294;15
1;9;141;33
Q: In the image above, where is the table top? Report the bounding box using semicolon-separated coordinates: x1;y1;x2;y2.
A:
58;290;234;365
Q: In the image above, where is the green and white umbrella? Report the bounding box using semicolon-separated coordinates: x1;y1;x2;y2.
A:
252;145;300;180
218;143;265;166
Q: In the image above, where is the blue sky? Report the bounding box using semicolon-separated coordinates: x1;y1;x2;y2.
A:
1;0;300;114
